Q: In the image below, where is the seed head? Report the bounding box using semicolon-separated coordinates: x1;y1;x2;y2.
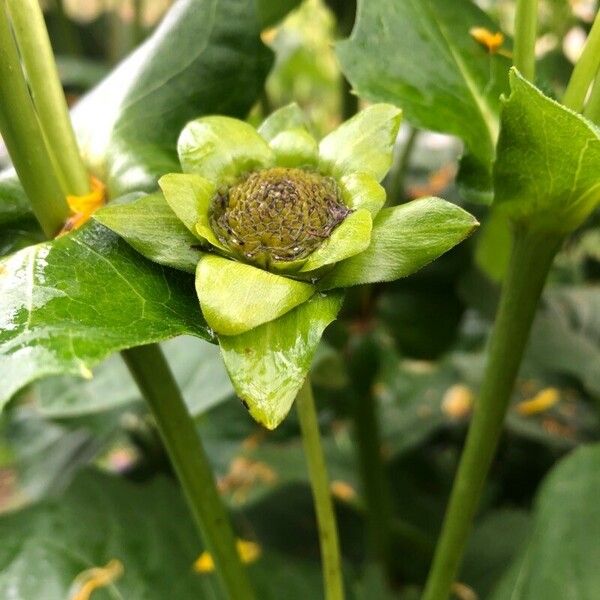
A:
210;167;349;267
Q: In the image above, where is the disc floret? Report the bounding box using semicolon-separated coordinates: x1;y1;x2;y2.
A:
210;167;350;268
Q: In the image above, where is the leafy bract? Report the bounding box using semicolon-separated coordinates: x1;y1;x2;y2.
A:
0;222;210;410
339;172;386;217
319;104;402;182
94;193;202;273
319;197;478;290
491;444;600;599
258;103;309;141
300;208;372;272
494;69;600;234
219;292;344;429
72;0;273;196
337;0;510;198
269;128;319;168
178;116;274;184
195;255;315;336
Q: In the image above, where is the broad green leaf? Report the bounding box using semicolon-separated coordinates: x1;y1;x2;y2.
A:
339;172;387;217
219;292;344;429
72;0;273;196
300;209;372;272
270;128;319;168
461;510;531;598
158;173;228;251
0;222;210;410
494;69;600;234
337;0;510;192
94;192;202;273
258;103;308;141
319;104;402;182
491;444;600;599
0;469;221;598
195;255;314;336
0;408;107;508
34;336;234;418
178;116;274;184
319;198;478;289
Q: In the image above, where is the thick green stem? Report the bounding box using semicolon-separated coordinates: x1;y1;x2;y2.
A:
563;11;600;112
6;0;90;196
0;4;68;236
583;74;600;123
296;378;345;600
121;345;255;600
422;229;562;600
513;0;538;81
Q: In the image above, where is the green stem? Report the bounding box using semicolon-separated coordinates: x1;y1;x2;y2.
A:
296;378;345;600
583;74;600;123
353;392;393;573
563;11;600;112
0;4;68;236
121;345;255;600
422;229;562;600
513;0;539;81
386;127;419;205
6;0;90;195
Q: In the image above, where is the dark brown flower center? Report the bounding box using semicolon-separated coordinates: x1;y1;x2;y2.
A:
210;167;349;268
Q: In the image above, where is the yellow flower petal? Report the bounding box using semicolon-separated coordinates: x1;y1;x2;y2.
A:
517;387;560;416
194;539;262;573
469;26;506;54
68;559;124;600
59;176;106;236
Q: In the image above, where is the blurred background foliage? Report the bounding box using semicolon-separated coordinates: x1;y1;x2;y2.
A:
1;0;599;598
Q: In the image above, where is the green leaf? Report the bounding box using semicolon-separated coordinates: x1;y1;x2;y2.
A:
337;0;510;191
300;208;372;272
494;69;600;234
319;198;478;289
339;172;387;217
158;173;229;251
178;116;274;184
34;336;233;418
319;104;402;182
0;222;210;410
258;103;308;141
219;291;344;429
270;128;319;168
94;192;202;273
491;444;600;599
0;469;222;598
195;255;315;336
72;0;273;196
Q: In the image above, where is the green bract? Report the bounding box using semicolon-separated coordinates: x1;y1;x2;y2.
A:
96;104;478;428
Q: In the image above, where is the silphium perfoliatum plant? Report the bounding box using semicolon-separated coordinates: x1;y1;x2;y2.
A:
96;104;478;428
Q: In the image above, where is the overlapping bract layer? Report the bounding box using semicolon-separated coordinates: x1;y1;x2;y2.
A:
96;104;478;428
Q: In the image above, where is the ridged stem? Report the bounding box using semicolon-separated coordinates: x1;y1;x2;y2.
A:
422;229;562;600
563;10;600;112
6;0;90;195
296;378;345;600
122;345;255;600
513;0;538;81
0;3;68;236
